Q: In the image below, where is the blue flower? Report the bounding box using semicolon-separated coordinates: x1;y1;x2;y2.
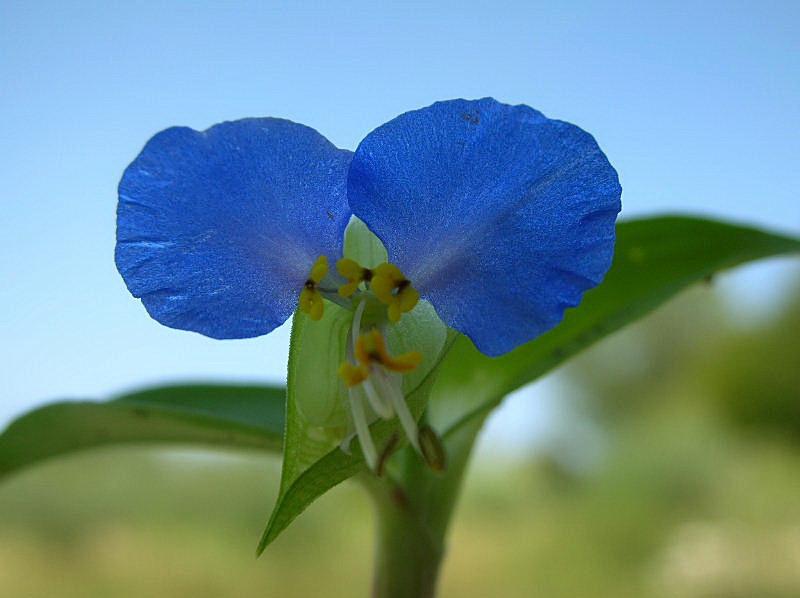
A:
347;98;621;356
116;118;352;339
116;99;620;470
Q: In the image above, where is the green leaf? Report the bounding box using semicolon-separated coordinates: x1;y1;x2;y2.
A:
260;215;799;551
429;216;800;438
0;383;286;479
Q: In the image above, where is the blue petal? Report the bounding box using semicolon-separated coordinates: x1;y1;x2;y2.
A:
348;98;621;356
116;118;352;339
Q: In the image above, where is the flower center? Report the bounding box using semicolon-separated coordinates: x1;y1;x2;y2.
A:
297;255;441;474
337;259;420;323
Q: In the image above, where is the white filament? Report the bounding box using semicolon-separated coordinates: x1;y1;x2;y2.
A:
374;368;420;453
348;387;377;470
363;377;394;419
343;296;419;467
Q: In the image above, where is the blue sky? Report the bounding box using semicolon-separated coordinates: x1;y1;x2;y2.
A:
1;1;798;444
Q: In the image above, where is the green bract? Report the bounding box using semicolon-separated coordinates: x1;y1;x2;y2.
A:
272;219;454;545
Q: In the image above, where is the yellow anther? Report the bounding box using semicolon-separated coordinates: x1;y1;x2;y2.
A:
298;255;328;321
369;263;402;302
336;258;372;298
337;258;363;280
355;329;422;373
309;255;329;283
299;287;324;320
338;362;370;387
370;263;419;323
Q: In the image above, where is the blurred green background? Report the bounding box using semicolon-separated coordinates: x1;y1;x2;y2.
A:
3;279;799;598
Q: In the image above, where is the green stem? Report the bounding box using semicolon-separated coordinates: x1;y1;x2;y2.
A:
371;475;443;598
364;412;486;598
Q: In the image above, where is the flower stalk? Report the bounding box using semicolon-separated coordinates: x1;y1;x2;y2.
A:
362;407;483;598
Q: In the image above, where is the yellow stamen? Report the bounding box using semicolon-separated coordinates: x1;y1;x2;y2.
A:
337;258;371;298
298;255;329;320
310;255;329;283
337;329;422;390
299;287;324;320
338;362;369;387
370;263;419;323
355;329;422;373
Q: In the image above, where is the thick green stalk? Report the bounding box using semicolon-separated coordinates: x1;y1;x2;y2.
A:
364;412;486;598
371;475;444;598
